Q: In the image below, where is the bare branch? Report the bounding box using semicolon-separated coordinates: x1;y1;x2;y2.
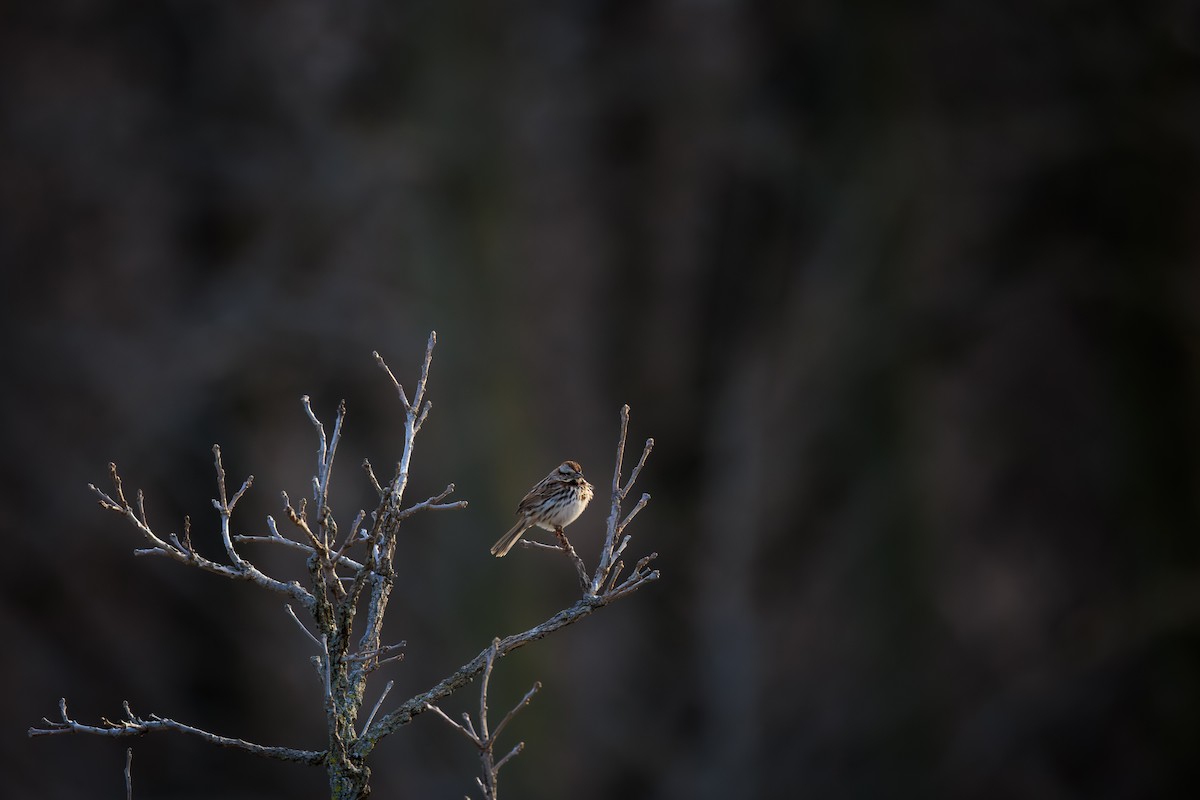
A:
363;459;384;497
210;445;256;576
415;400;432;432
494;742;525;772
605;559;625;594
606;553;661;601
490;681;541;744
610;405;631;500
302;396;346;546
135;489;148;528
348;641;406;675
427;639;541;799
108;462;127;506
617;492;651;537
28;699;325;765
233;534;365;572
303;395;328;475
518;541;556;553
284;604;323;649
210;445;254;515
425;703;480;746
516;532;589;590
553;529;589;592
461;712;479;741
411;331;437;417
397;484;468;520
282;491;323;552
373;351;411;411
333;509;368;561
622;438;654;499
357;588;651;753
229;476;253;509
363;680;394;734
478;640;498;742
611;533;633;565
89;469;314;610
589;407;656;597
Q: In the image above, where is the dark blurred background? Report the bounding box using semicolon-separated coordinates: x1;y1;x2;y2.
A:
4;2;1200;798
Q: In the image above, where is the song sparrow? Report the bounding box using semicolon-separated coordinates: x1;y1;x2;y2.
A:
490;460;594;557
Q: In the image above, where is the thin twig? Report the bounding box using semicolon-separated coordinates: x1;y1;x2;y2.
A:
461;712;479;741
333;510;368;561
424;703;479;745
612;533;633;565
623;439;654;499
494;742;525;772
605;560;625;594
232;534;365;571
490;681;541;744
284;604;323;649
411;332;437;422
373;352;410;411
212;446;253;565
397;484;468;520
347;641;406;673
282;492;324;554
302;395;328;483
124;747;132;800
616;493;651;537
321;635;331;701
363;459;384;497
363;680;394;733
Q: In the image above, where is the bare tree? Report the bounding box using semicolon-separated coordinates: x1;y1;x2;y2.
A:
28;332;659;800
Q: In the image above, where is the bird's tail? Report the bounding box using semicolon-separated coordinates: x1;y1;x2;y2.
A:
490;519;530;558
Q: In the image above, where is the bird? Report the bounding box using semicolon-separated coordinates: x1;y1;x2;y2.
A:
490;460;594;557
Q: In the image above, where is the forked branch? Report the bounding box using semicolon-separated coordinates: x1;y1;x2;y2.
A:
89;458;314;610
426;638;541;799
591;405;656;597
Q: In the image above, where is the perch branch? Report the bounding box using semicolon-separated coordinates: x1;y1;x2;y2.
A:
517;530;589;590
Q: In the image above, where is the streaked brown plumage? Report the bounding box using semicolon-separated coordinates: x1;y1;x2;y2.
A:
490;460;594;557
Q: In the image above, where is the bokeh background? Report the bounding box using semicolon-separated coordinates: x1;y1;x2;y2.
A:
4;2;1200;798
